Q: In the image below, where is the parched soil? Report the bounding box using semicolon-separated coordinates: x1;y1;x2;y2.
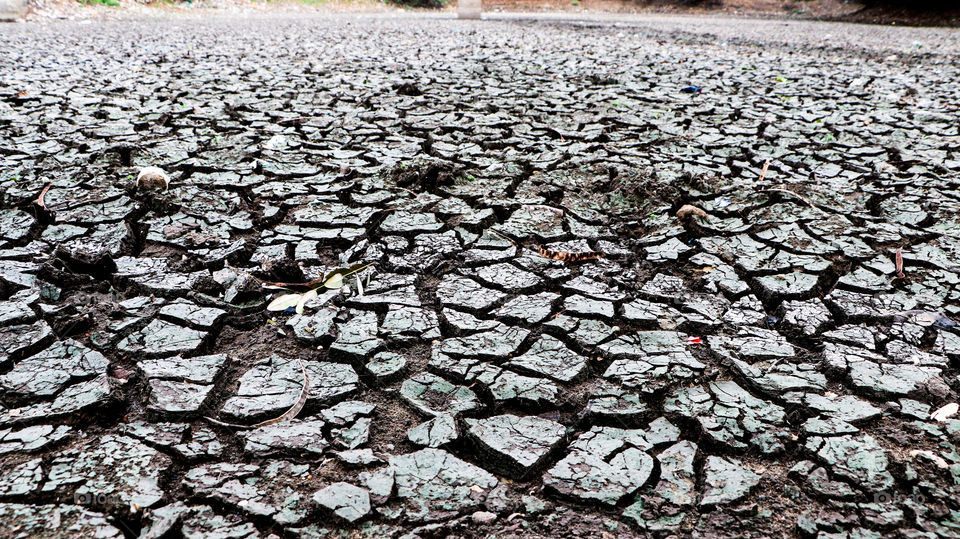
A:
1;12;959;539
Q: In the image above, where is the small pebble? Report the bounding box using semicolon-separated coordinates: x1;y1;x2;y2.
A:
472;511;497;525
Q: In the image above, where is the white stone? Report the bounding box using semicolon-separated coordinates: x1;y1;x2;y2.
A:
459;0;481;19
0;0;27;21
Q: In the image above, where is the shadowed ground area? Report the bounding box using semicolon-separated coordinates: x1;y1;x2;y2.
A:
1;12;960;538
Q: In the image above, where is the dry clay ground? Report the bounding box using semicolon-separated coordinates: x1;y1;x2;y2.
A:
1;12;960;539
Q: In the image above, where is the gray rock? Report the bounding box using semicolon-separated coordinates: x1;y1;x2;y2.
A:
242;418;327;457
400;372;479;417
436;274;506;312
0;320;54;367
465;414;566;478
0;339;108;397
664;380;789;453
286;306;338;344
407;414;459;448
436;323;530;359
543;426;654;505
462;262;543;292
805;434;893;493
504;335;588;383
184;460;311;525
376;448;499;521
0;503;123;538
220;356;358;420
494;292;560;324
117;319;207;358
0;425;73;455
330;310;384;363
654;440;698;505
0;374;112;426
600;331;705;393
0;458;42;497
158;300;227;329
364;351;407;384
472;510;497;524
700;456;761;506
43;434;171;510
313;482;371;523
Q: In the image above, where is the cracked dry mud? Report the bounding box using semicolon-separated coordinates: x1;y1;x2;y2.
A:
2;12;960;539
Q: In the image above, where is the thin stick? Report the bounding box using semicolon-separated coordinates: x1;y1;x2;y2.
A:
756;159;816;208
488;228;606;262
521;204;564;216
205;360;310;430
390;185;420;197
36;183;51;209
759;187;816;208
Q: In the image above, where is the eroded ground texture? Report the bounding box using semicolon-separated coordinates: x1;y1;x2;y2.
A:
2;12;960;539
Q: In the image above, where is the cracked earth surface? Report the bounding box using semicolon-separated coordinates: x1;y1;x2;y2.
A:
2;12;960;539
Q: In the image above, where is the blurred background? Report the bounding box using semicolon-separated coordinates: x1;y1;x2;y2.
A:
8;0;960;26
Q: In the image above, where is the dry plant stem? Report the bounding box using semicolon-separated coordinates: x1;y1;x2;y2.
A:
391;185;420;197
489;228;605;262
896;247;905;278
521;204;564;216
758;159;770;182
757;159;816;208
36;183;51;209
205;360;311;430
262;277;328;291
760;187;816;208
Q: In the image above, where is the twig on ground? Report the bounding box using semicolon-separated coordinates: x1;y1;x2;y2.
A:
756;159;816;208
488;228;605;262
521;204;565;216
36;183;51;209
205;360;310;430
896;247;905;278
759;187;816;208
390;185;420;197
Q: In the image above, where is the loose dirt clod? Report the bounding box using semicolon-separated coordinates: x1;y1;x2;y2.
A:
136;166;170;191
676;204;708;221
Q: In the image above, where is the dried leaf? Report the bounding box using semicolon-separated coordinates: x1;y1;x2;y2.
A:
676;204;708;221
895;247;905;278
296;289;318;315
908;449;949;469
356;275;364;297
323;273;344;289
323;262;372;289
931;402;959;422
267;293;302;312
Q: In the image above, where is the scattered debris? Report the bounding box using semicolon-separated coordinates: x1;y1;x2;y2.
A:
36;183;51;210
930;402;959;422
908;449;949;469
205;359;310;429
676;204;708;221
136;166;170;191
